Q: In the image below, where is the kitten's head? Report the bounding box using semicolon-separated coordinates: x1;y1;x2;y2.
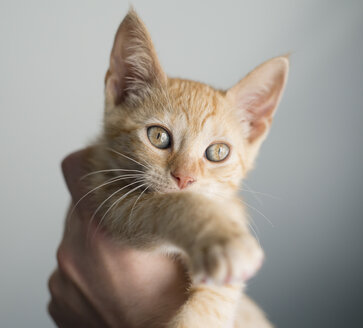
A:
101;9;288;198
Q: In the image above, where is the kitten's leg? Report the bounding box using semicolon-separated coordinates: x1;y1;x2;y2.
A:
167;284;241;328
167;287;273;328
111;192;263;285
234;294;273;328
108;192;263;327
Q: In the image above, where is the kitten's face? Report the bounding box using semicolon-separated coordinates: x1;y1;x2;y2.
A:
104;79;247;197
101;9;288;198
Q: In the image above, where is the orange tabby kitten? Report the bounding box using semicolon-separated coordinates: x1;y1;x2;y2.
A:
83;9;288;328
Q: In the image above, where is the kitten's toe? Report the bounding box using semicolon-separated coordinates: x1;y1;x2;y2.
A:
191;235;264;285
204;243;230;284
190;244;229;285
238;238;264;282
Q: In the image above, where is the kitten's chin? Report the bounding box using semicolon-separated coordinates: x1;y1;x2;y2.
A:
148;185;180;194
158;188;180;194
149;184;195;194
150;185;227;201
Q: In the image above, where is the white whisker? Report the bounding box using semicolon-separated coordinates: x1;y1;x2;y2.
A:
88;179;147;227
241;182;280;200
241;183;263;205
247;221;261;246
107;147;151;170
204;189;269;238
242;200;274;228
68;174;143;222
129;185;149;220
96;182;148;232
101;174;145;186
81;168;144;180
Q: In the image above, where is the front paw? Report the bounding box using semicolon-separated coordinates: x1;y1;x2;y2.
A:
189;232;264;285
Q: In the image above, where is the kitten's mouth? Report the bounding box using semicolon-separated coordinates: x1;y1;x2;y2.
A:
148;184;180;194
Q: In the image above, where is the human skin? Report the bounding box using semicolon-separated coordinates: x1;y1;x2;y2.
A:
48;150;189;328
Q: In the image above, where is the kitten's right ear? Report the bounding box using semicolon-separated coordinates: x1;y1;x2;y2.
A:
105;9;167;107
227;56;289;170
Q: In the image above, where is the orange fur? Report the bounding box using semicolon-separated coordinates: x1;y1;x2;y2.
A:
83;8;288;328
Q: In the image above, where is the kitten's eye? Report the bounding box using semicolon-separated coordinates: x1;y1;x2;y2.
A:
205;143;230;162
147;126;171;149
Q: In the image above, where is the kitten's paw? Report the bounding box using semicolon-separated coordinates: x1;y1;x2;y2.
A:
190;234;264;285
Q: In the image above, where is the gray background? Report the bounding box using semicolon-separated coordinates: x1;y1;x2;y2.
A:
1;0;362;327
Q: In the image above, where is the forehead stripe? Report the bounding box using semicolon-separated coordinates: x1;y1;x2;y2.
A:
201;107;217;128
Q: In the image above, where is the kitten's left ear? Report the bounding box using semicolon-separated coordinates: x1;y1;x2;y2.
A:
227;56;289;145
105;9;167;107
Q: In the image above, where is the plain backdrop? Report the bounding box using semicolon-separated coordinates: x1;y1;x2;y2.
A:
1;0;362;327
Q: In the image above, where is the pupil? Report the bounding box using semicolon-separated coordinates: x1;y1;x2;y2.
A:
157;132;161;140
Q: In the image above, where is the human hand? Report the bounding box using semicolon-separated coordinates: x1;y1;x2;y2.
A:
48;150;189;328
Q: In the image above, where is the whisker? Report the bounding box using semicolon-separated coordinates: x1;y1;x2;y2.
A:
88;179;146;228
95;182;148;233
241;200;274;228
241;182;280;200
68;175;143;223
106;147;150;170
101;174;144;185
240;183;263;205
204;190;270;237
247;221;261;246
138;157;153;171
81;168;144;180
129;185;150;220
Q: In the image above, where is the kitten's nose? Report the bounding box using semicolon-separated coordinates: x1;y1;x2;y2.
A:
171;171;196;190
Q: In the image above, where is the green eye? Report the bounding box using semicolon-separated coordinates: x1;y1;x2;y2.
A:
147;126;171;149
205;143;230;162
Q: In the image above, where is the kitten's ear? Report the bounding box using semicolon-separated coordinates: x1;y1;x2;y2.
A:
105;9;167;107
227;56;289;146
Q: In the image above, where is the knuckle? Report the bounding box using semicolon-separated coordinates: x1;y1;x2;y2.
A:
47;299;57;317
47;300;63;327
48;270;61;299
56;243;72;275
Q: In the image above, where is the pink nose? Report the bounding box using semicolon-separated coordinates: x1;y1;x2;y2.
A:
171;172;196;190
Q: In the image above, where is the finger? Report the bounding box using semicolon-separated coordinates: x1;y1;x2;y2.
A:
48;299;66;328
61;149;113;249
48;269;107;328
48;270;71;327
61;148;96;220
61;149;89;201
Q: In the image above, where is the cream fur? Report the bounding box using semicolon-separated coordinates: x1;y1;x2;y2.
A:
83;8;288;328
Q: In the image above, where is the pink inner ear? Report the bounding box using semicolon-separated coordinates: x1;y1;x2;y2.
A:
229;57;288;144
104;9;167;107
240;90;280;142
248;119;268;143
106;74;123;106
244;88;278;120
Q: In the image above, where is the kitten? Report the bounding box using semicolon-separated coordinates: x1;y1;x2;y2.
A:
83;9;288;328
